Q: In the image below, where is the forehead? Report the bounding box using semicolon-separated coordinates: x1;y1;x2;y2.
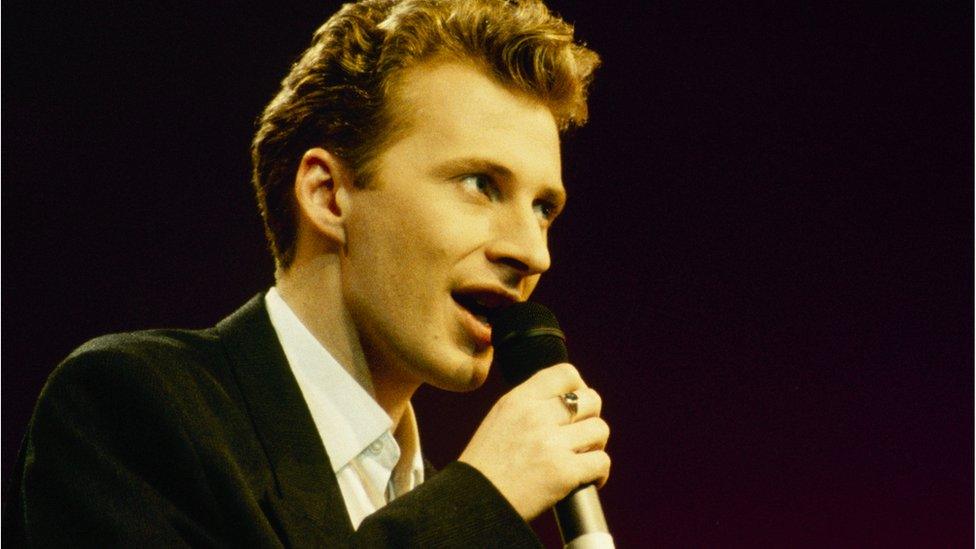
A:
380;60;563;186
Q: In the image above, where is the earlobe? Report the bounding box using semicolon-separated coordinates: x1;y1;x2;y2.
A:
294;148;351;247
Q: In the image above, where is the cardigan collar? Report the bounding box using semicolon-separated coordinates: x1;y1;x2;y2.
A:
215;294;355;540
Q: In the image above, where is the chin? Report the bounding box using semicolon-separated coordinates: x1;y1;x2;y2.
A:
430;354;492;393
461;364;491;392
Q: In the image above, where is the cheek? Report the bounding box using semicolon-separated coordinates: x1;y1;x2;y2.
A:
395;201;486;267
344;214;442;307
344;189;490;291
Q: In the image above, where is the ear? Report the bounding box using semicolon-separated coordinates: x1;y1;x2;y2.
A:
293;147;353;247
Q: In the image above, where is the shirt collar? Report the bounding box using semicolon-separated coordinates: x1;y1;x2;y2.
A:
392;401;425;495
265;287;408;473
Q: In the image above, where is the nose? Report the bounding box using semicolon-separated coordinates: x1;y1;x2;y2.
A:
485;205;551;276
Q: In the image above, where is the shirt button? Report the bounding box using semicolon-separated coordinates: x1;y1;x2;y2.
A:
368;440;384;455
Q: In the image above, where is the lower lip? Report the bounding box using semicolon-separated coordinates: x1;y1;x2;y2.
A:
455;302;492;347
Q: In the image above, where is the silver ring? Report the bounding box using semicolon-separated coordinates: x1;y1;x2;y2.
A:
561;392;579;420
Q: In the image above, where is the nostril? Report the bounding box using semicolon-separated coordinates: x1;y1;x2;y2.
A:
495;257;531;273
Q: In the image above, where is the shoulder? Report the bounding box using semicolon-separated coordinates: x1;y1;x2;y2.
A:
51;327;225;394
37;294;274;433
35;294;274;425
29;324;263;473
36;319;258;434
68;328;221;370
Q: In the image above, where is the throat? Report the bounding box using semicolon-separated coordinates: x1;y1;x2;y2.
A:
367;362;422;430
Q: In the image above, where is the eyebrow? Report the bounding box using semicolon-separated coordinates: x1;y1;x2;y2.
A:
429;156;568;207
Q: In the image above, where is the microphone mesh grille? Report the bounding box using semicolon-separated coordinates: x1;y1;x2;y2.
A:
490;302;568;386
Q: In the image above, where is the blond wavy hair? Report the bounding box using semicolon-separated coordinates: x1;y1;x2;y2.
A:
252;0;600;269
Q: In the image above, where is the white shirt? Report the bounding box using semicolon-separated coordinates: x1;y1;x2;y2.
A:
264;288;425;529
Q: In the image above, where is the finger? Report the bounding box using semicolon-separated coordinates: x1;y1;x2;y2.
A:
573;449;611;488
520;363;585;398
560;417;610;453
549;387;602;424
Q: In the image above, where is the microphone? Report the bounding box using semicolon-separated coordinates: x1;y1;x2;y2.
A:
490;302;615;549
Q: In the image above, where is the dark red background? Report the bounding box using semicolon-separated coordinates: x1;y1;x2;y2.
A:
3;2;972;546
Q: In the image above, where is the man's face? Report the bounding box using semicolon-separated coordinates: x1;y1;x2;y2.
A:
340;60;565;392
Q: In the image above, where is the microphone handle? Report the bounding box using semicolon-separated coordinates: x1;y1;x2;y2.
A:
488;302;615;548
555;485;615;548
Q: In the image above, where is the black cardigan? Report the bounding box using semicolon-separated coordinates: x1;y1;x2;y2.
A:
4;294;539;547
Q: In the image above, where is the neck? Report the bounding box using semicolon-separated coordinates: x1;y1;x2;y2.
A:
276;256;419;430
370;366;422;429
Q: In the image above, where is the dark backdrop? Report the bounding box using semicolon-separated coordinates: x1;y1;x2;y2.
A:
3;1;972;546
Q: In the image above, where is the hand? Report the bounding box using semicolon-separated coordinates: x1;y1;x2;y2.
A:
458;363;611;521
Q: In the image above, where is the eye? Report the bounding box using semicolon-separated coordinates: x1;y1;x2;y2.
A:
534;200;555;220
459;174;500;201
533;199;562;225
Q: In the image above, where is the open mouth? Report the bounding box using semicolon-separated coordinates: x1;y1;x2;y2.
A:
451;293;494;326
451;289;519;349
451;288;518;326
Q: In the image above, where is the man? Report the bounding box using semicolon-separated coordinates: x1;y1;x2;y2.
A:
5;0;609;545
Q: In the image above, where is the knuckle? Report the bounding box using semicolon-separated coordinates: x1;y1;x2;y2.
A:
576;457;597;485
590;389;602;409
597;453;612;486
543;454;567;482
525;367;547;384
557;362;579;378
565;459;585;486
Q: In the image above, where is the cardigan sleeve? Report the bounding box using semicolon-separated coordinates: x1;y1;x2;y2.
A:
354;461;542;548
